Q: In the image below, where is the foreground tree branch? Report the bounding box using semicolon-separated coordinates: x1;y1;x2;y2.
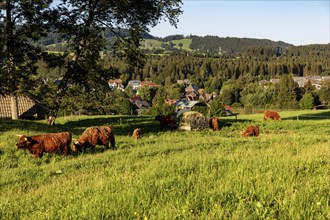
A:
47;0;182;126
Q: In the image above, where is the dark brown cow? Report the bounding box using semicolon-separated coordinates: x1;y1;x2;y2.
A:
73;125;115;152
132;128;142;140
155;115;176;129
16;132;72;158
263;111;281;120
242;125;260;137
209;117;220;131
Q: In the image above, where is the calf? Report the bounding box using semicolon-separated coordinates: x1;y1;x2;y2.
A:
155;115;176;129
242;125;260;137
263;111;281;120
132;128;142;140
16;132;72;158
209;117;220;131
73;125;115;152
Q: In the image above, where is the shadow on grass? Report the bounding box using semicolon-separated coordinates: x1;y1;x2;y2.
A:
69;147;116;157
0;118;66;134
1;115;253;136
221;118;254;126
284;110;330;121
0;116;160;136
63;115;162;137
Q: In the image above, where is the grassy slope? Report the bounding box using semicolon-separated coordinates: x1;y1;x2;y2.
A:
142;38;192;51
171;39;193;51
0;110;329;219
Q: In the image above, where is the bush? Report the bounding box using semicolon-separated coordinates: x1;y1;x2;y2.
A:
299;93;314;109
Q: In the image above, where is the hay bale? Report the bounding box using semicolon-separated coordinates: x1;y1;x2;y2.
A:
178;111;209;131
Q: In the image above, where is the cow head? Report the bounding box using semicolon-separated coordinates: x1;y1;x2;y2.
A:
16;135;34;149
72;139;84;152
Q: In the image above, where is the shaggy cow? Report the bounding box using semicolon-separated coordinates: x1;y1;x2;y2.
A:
263;111;281;120
209;117;220;131
155;115;176;129
132;128;142;140
16;132;72;158
73;125;115;152
242;125;260;137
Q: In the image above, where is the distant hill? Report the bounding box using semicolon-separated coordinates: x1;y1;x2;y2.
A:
39;30;320;55
188;35;293;54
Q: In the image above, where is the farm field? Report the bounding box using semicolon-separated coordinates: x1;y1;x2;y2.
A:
0;110;329;219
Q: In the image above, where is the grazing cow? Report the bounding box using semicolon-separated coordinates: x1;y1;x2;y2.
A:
73;125;115;152
132;128;142;140
242;125;260;137
155;115;176;129
263;111;281;120
16;132;72;158
209;117;220;131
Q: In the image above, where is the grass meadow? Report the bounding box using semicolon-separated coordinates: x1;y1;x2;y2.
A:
0;110;329;219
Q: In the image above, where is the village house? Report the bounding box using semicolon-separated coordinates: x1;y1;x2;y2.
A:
127;80;141;90
185;84;200;101
293;77;308;87
108;79;124;91
260;75;327;89
177;79;191;85
129;96;151;115
140;80;160;88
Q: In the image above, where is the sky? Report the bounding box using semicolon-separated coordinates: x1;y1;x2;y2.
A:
149;0;330;46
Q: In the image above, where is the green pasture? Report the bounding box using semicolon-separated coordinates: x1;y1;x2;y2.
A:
172;39;193;51
142;38;192;51
142;39;164;49
0;110;329;219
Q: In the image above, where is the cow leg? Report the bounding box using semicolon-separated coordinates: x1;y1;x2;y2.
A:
64;145;71;155
110;138;116;150
33;152;43;158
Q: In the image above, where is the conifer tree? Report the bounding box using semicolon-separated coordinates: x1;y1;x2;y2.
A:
277;74;299;109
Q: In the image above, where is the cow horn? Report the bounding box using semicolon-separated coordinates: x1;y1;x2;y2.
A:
16;134;23;137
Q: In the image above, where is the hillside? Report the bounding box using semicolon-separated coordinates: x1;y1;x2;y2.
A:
40;30;294;55
188;35;293;54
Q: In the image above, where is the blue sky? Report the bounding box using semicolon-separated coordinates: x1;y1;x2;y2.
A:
149;0;330;46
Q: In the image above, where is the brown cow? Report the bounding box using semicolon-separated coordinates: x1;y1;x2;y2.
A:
155;115;176;129
132;128;142;140
209;117;220;131
242;125;260;137
16;132;72;158
73;125;115;152
264;111;281;120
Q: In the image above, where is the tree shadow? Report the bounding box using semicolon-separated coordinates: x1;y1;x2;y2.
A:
0;118;70;134
221;118;254;125
284;111;330;121
62;115;161;137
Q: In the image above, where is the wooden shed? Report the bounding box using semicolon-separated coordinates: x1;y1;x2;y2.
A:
0;95;44;119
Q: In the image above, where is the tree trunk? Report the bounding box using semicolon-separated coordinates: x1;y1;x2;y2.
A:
10;94;19;120
47;78;68;126
6;0;18;120
47;54;80;126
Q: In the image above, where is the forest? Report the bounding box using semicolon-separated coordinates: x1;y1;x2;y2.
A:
32;42;330;117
